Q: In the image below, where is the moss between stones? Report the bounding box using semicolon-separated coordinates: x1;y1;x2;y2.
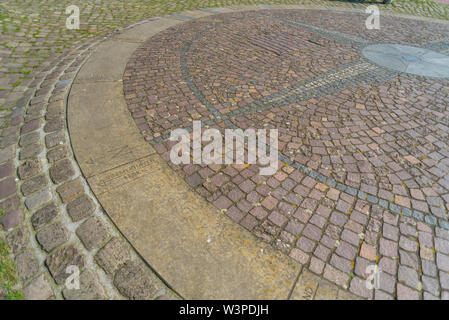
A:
0;239;23;300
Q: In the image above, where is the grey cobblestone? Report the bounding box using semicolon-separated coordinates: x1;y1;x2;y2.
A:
15;249;40;282
95;238;131;275
62;270;107;300
22;274;53;300
25;188;52;210
114;261;157;300
46;245;85;284
76;217;110;251
49;159;75;184
31;203;60;230
36;222;69;252
66;195;95;222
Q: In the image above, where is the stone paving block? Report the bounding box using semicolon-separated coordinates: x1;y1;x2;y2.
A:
6;225;28;254
21;118;40;134
2;4;448;302
422;275;440;296
309;256;325;275
17;157;41;180
422;260;438;278
0;162;12;179
95;237;131;275
0;177;16;199
15;249;40;282
76;216;109;250
66;194;95;222
0;145;15;164
47;145;69;163
49;159;75;184
56;178;84;203
45;131;65;148
19;132;40;147
0;134;18;149
398;265;420;289
23;274;53;300
19;142;43;160
46;245;85;284
378;272;396;294
335;241;357;260
25;188;52;210
0;195;19;214
21;174;48;196
397;283;419;300
114;261;157;300
31;203;60;230
441;272;449;290
436;252;449;272
289;248;310;264
323;264;349;288
349;276;373;299
0;209;23;230
36;222;69;252
62;270;108;300
379;238;398;258
44;118;65;133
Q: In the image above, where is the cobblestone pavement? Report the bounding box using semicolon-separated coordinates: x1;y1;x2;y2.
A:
123;9;449;300
0;1;449;300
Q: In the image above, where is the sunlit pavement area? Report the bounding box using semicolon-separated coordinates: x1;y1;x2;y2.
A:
1;1;449;300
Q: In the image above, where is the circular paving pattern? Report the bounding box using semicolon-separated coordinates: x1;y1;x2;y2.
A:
362;43;449;78
122;9;449;298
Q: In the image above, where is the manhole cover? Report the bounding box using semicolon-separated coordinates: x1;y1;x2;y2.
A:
362;43;449;78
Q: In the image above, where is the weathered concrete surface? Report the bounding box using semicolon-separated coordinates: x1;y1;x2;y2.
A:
89;153;302;299
68;82;153;178
74;40;141;83
112;17;183;43
290;270;361;300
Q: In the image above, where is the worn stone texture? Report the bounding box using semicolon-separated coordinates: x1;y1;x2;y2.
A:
62;270;108;300
36;222;69;252
15;249;40;282
31;203;60;230
23;274;53;300
46;245;85;284
66;195;95;222
49;159;75;184
76;216;109;250
56;178;84;203
113;261;157;300
6;226;28;254
95;237;130;275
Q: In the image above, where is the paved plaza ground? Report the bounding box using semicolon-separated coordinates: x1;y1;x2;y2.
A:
0;1;449;301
